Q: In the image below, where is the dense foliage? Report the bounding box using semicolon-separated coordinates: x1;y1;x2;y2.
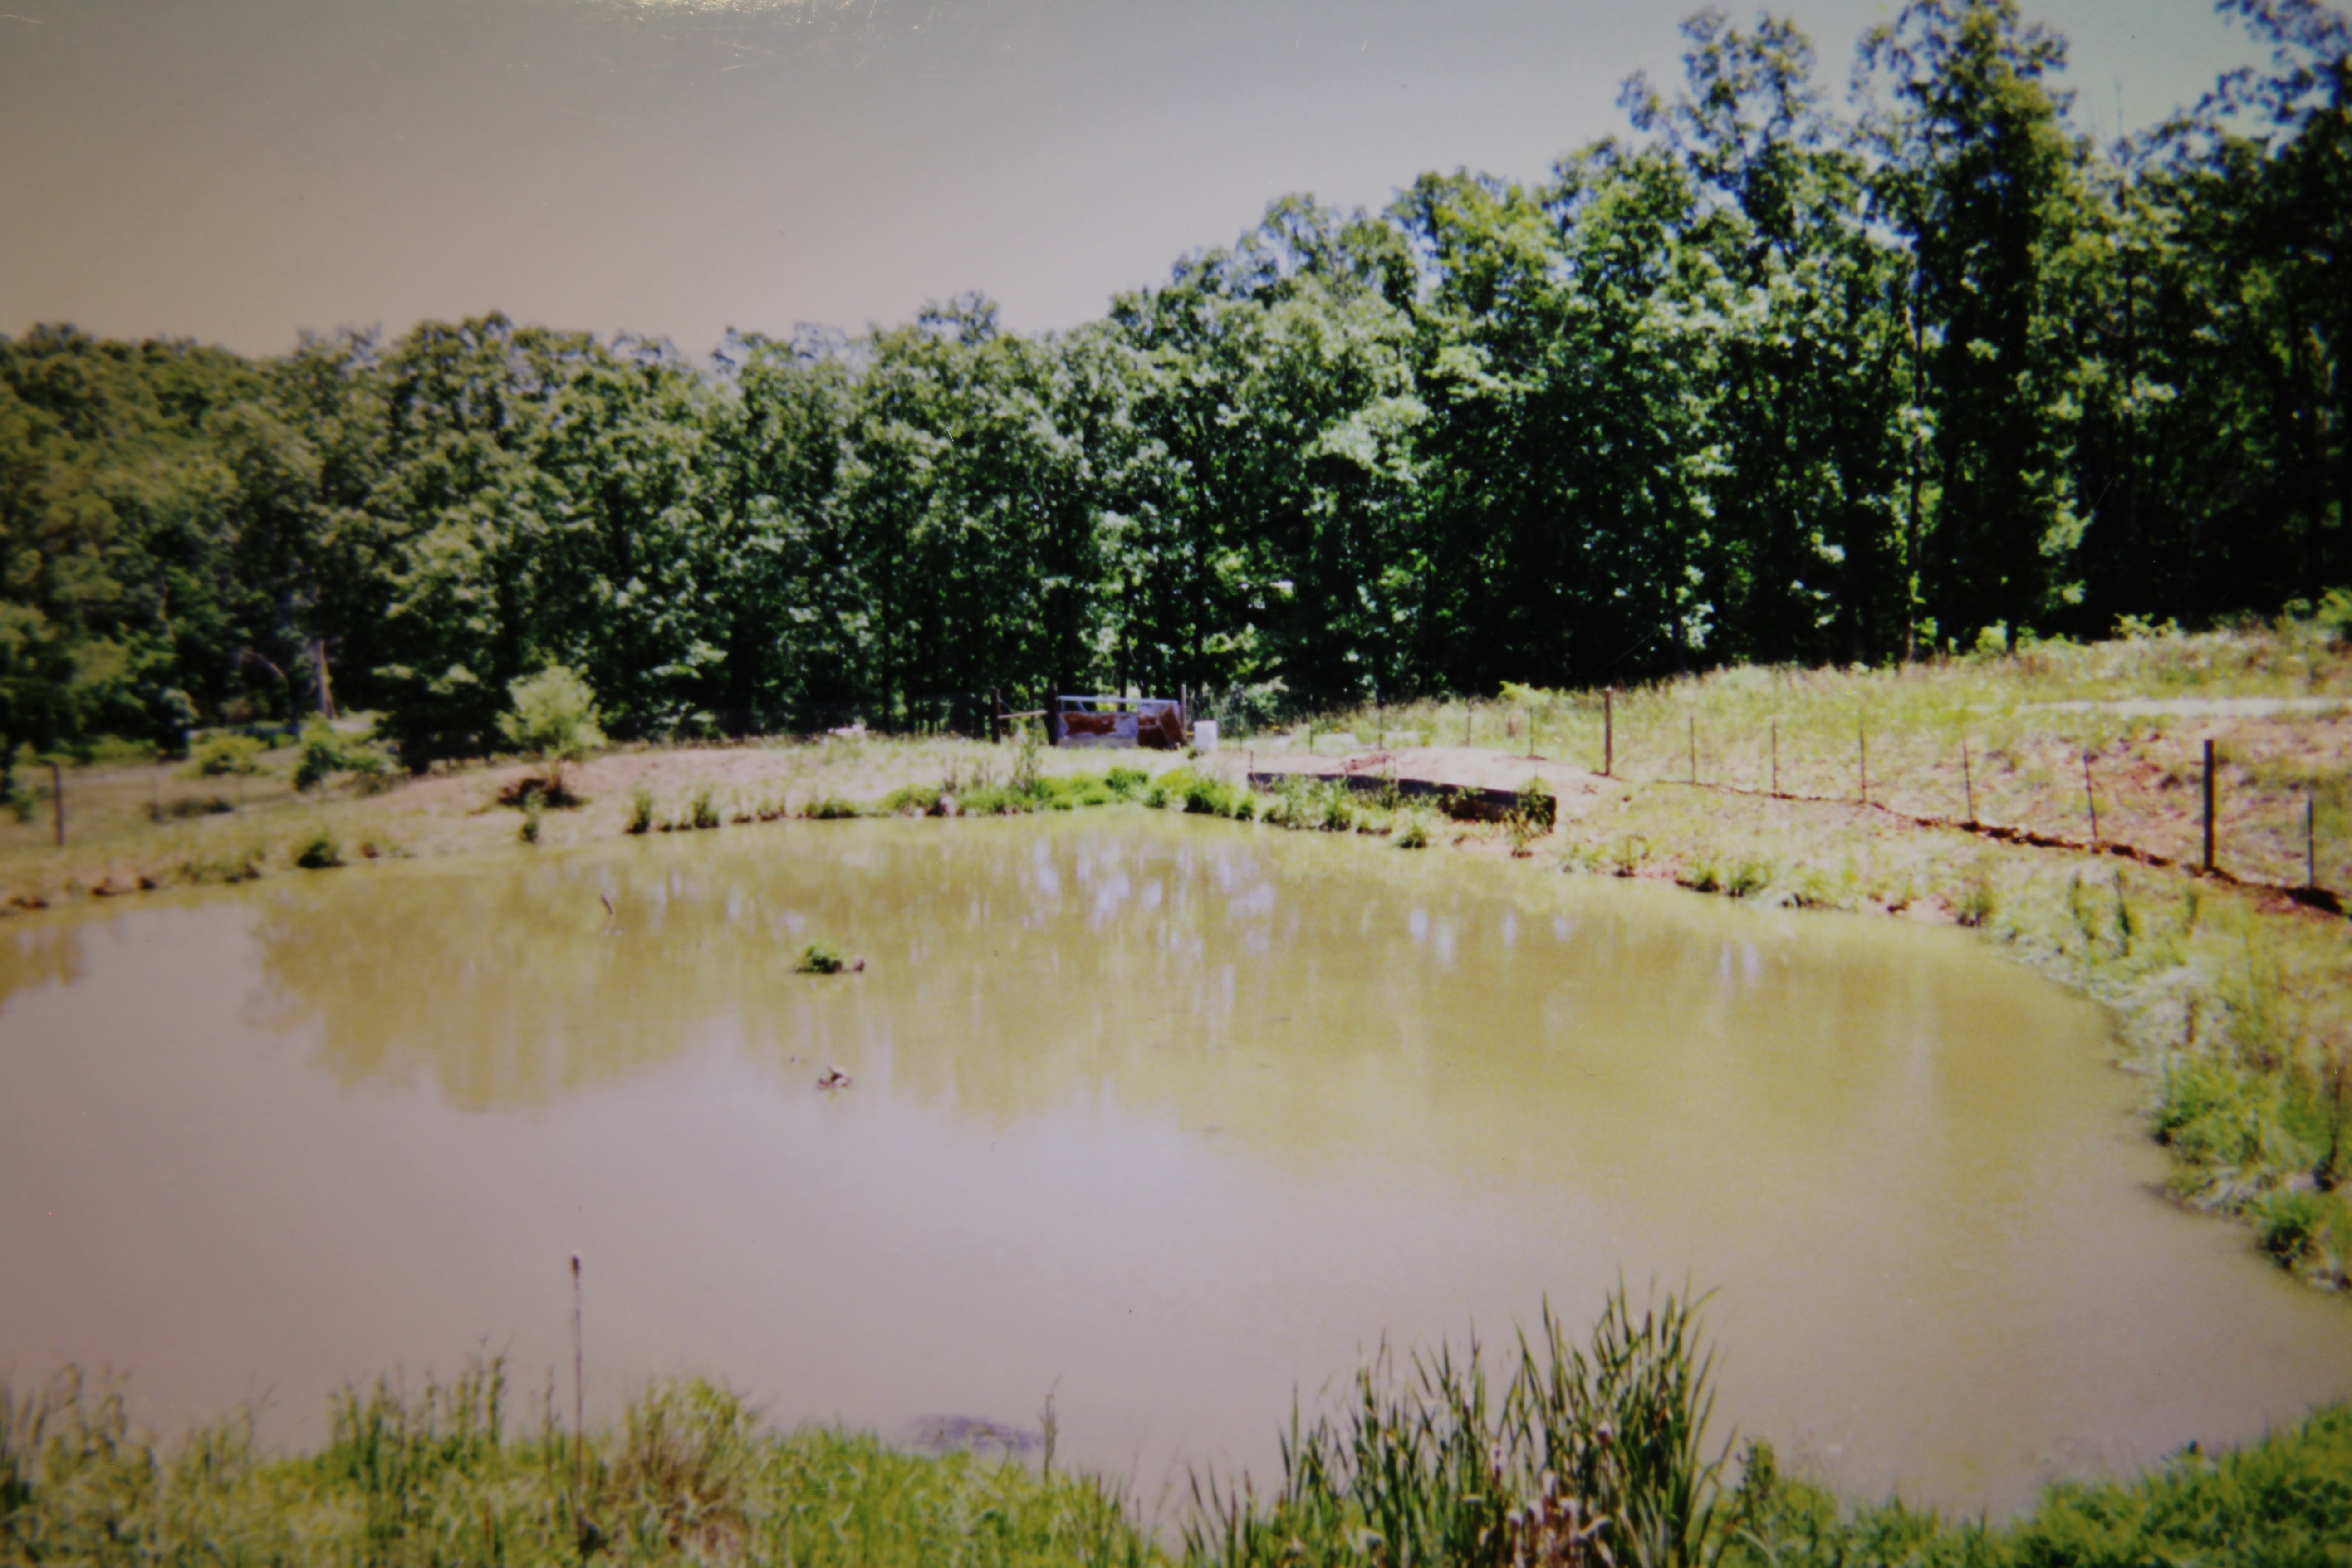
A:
3;1;2345;773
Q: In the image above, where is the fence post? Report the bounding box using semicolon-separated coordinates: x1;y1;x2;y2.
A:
2202;740;2216;873
49;760;64;848
1604;689;1614;778
1857;712;1868;806
1770;720;1779;798
2082;751;2100;848
2309;789;2319;891
1688;715;1697;785
990;688;1003;746
1961;735;1976;826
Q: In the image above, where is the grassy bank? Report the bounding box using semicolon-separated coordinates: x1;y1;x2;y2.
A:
0;1361;1147;1568
7;1292;2346;1566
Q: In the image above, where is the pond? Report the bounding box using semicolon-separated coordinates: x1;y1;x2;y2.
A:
1;813;2346;1515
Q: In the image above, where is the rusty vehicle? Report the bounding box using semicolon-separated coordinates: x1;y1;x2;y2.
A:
1049;695;1187;749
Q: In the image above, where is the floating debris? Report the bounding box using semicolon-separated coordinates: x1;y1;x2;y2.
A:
911;1414;1039;1456
816;1066;853;1091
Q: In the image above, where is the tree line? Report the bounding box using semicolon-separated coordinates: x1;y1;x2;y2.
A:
2;0;2344;773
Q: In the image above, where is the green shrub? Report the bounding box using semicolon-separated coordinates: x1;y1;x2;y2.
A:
1511;774;1557;829
294;831;342;870
798;941;846;975
956;785;1026;816
2255;1189;2333;1268
627;784;656;835
189;734;269;779
497;665;605;762
1725;858;1774;899
690;785;720;830
1397;813;1431;849
292;719;391;792
880;782;945;816
1155;767;1251;819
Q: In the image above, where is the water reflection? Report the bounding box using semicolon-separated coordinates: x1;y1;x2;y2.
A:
247;819;2101;1213
0;920;87;1006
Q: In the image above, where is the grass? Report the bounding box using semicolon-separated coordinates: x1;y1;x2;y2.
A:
0;1361;1150;1568
1729;1404;2352;1568
1188;1286;1727;1568
8;1297;2348;1567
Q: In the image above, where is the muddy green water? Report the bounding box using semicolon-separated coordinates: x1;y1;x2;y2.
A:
2;814;2347;1514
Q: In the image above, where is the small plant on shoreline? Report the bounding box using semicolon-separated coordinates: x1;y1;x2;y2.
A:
294;830;342;870
627;785;656;835
1609;834;1650;878
689;785;720;831
798;940;848;974
1506;775;1556;858
519;794;544;845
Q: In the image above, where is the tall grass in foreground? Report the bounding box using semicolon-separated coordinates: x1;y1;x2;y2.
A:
0;1361;1151;1568
1189;1289;1726;1568
6;1302;2352;1566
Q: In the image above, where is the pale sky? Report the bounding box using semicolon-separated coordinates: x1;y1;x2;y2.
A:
0;0;2266;359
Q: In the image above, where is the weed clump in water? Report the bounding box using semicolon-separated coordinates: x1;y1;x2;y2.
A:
798;941;849;975
627;785;656;835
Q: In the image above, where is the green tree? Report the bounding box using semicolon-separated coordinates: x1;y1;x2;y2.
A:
1860;0;2092;649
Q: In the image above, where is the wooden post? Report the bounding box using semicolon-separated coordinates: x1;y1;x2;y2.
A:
49;760;63;848
1770;720;1779;798
1961;735;1976;825
2310;789;2320;890
1465;701;1473;748
2082;750;2100;847
990;687;1003;745
571;1256;586;1512
2202;740;2216;873
1688;715;1697;784
1857;712;1868;806
1603;689;1614;778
